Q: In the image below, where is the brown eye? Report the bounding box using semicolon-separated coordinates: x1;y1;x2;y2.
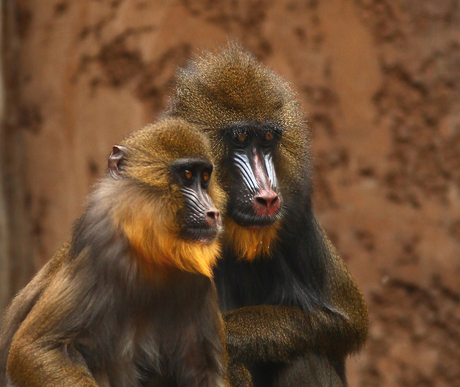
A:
265;132;274;141
203;171;210;181
237;133;247;142
184;169;192;180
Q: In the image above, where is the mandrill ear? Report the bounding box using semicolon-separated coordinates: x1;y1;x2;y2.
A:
108;145;128;180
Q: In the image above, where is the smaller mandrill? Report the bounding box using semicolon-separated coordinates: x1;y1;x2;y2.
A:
0;118;227;387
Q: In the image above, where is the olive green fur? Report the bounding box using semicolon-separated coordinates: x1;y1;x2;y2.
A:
167;43;310;196
0;118;227;387
167;44;369;387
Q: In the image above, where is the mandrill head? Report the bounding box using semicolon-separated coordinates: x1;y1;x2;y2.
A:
167;43;312;260
106;118;226;277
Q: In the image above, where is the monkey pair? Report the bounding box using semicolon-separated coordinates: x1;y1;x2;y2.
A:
1;44;369;387
0;119;227;387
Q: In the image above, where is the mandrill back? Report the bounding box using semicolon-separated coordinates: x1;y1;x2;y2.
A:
0;118;226;387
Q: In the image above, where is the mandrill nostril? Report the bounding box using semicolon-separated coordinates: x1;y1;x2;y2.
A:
206;209;221;227
207;211;217;220
255;191;279;210
256;197;267;206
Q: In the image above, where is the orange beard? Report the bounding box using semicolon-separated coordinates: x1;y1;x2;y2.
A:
113;199;220;279
224;217;280;261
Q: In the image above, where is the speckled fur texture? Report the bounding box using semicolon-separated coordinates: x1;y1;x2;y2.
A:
167;43;310;262
0;118;227;387
167;44;369;387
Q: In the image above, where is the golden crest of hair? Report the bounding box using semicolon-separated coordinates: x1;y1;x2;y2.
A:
168;43;310;181
170;42;303;131
119;117;213;189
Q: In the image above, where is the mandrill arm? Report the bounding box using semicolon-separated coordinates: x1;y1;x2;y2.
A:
222;253;368;365
7;260;99;387
8;339;97;387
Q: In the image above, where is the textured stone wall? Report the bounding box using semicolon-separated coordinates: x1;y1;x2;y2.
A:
2;1;460;385
0;0;10;313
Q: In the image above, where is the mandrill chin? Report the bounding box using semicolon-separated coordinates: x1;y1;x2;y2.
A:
0;118;227;387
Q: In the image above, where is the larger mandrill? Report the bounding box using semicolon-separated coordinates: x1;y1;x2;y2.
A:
166;44;369;387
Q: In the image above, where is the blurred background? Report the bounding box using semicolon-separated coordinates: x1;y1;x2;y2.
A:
0;0;459;385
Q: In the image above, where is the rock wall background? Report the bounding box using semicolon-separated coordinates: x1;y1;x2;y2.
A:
1;1;460;385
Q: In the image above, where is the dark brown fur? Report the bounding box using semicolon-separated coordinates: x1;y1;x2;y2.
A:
0;118;226;387
166;44;369;386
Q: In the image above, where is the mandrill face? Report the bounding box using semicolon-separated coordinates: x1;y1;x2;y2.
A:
170;157;221;244
167;44;312;259
108;118;226;276
223;121;283;228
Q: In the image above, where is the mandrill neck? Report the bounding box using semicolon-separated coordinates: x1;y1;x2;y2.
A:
68;178;215;317
214;206;336;314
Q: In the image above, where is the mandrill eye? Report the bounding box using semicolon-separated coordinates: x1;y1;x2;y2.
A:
265;132;274;141
184;169;193;180
203;171;210;181
237;133;248;142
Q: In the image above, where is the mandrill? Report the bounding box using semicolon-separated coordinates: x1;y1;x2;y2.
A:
0;118;227;387
167;44;369;386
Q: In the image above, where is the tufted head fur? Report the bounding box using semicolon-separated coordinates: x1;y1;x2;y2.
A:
167;43;312;260
90;118;225;278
